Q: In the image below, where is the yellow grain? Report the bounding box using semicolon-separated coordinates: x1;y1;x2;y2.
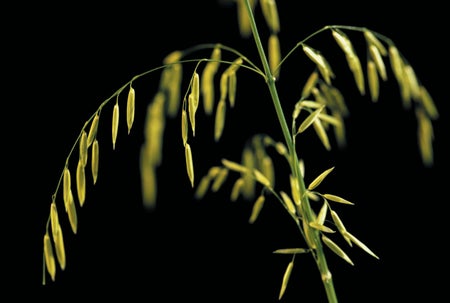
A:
214;99;227;142
367;60;380;102
66;190;78;234
230;177;245;202
211;167;229;192
44;233;56;281
53;224;66;270
194;175;212;200
278;260;294;300
112;102;119;150
79;130;88;167
87;113;99;148
297;105;325;134
419;85;439;120
344;231;379;259
280;191;296;216
91;139;99;185
63;167;71;209
249;194;265;224
322;235;354;265
181;109;188;146
369;44;387;81
228;71;237;108
261;0;280;34
185;143;194;187
301;70;319;99
308;166;335;190
140;146;157;209
76;159;86;207
313;119;331;151
273;248;309;254
364;29;387;56
268;33;281;79
126;85;135;134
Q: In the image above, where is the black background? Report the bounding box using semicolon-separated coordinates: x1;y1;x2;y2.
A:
8;1;448;302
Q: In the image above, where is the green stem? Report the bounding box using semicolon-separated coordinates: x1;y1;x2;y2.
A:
242;1;338;302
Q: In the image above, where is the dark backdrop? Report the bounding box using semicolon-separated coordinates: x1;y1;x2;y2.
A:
8;1;447;302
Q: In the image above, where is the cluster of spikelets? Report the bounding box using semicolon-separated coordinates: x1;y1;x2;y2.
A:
43;0;439;300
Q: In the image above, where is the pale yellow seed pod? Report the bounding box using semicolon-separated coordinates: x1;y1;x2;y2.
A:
417;108;434;167
322;235;354;265
79;130;88;167
53;224;66;270
214;99;227;142
87;113;99;148
66;190;78;234
346;54;365;95
388;45;404;85
63;167;71;209
344;231;379;259
236;0;257;38
301;70;319;99
112;102;119;150
249;194;265;224
221;158;248;174
192;72;200;106
364;29;387;56
140;146;157;210
403;64;421;100
316;201;328;225
289;175;301;207
76;159;86;207
262;155;275;188
331;29;353;56
330;210;351;246
268;34;281;79
313;119;331;150
126;85;135;134
303;45;333;84
44;233;56;281
273;248;309;254
280;191;296;216
369;44;387;81
185;143;194;187
188;94;197;137
211;167;229;192
201;66;215;116
261;0;280;34
163;50;183;65
219;71;229;103
181;109;188;147
279;260;294;300
228;72;237;108
309;221;335;233
91;139;99;185
367;60;380;102
50;202;59;238
323;194;354;205
419;85;439;120
253;169;271;188
297;105;325;134
230;177;245;202
308;166;335;191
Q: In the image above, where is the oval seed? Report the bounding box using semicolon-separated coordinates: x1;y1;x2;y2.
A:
249;194;265;224
279;260;294;300
301;70;319;99
79;130;88;167
323;193;354;205
313;119;331;151
367;60;380;102
261;0;280;34
185;143;194;187
228;72;237;108
63;167;71;209
308;166;335;190
268;33;281;79
181;109;188;146
44;233;56;281
280;191;296;216
87;113;99;148
76;159;86;207
126;85;135;134
214;99;226;142
322;235;354;265
53;224;66;270
364;29;387;56
91;139;99;184
369;44;387;81
201;65;215;116
112;102;119;150
140;146;157;210
50;202;59;239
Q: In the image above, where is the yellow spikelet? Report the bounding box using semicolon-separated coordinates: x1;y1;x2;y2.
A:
260;0;280;34
44;233;56;282
219;71;229;104
240;147;256;200
309;221;335;233
214;99;227;142
322;235;354;265
249;194;265;224
346;53;365;95
280;191;296;216
388;45;405;86
228;72;237;108
194;174;212;200
253;169;271;188
273;248;309;254
416;108;434;167
279;260;294;300
367;60;380;102
331;28;353;56
185;143;194;187
53;224;66;271
91;139;99;185
363;29;387;56
316;201;328;225
419;85;439;120
308;166;335;190
201;45;221;115
79;130;88;167
192;72;200;105
76;159;86;207
236;0;256;38
261;155;275;187
163;50;183;65
211;167;229;192
144;92;166;166
303;45;334;84
126;85;135;134
297;105;325;134
330;210;352;246
268;33;281;79
230;177;245;202
87;113;99;148
63;167;71;208
344;231;380;259
369;44;387;81
163;63;183;118
66;190;78;234
403;64;421;100
313;119;331;151
140;146;157;210
188;94;197;137
50;202;59;239
301;70;319;99
289;175;301;206
323;193;354;205
181;109;188;146
112;102;119;150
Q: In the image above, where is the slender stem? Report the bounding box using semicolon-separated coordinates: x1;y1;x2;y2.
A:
242;1;338;302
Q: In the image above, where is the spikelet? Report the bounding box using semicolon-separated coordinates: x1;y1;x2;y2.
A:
331;28;353;56
240;147;256;200
280;191;296;216
313;119;331;151
363;29;387;56
268;33;281;79
367;60;380;102
403;64;421;100
230;177;245;201
369;44;387;81
50;203;59;239
63;167;71;209
66;190;78;234
140;146;157;209
185;143;194;187
253;169;272;188
416;108;434;167
346;52;365;95
316;201;328;225
201;45;221;115
303;45;334;84
323;194;354;205
112;102;119;150
87;113;99;148
53;224;66;271
289;175;301;206
228;71;237;108
260;0;280;34
79;130;88;167
344;231;379;259
330;210;352;246
301;70;319;99
214;99;227;142
161;50;183;116
419;85;439;120
44;233;56;281
273;248;309;254
181;109;188;146
219;70;229;103
261;155;275;188
388;45;405;88
91;139;99;185
236;0;256;38
194;174;212;200
249;194;265;224
188;94;197;137
76;159;86;207
221;158;249;174
144;92;166;166
279;260;294;300
321;235;354;265
309;221;335;233
297;105;325;134
308;166;335;190
211;167;229;192
126;85;135;134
